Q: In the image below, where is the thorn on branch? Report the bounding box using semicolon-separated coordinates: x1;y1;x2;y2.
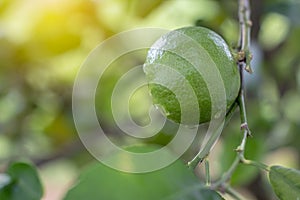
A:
245;64;253;74
237;50;253;74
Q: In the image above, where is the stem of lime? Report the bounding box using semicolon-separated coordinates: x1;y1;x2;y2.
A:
242;159;270;171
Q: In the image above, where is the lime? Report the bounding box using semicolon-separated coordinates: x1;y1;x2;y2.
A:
143;26;240;124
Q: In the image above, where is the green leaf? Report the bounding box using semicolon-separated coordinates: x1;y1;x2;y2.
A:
0;162;43;200
64;145;223;200
269;165;300;200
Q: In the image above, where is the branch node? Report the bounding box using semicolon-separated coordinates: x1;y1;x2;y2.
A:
235;147;243;153
237;51;245;62
240;122;248;130
240;122;252;136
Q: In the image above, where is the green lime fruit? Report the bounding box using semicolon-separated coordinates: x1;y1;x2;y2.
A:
143;26;240;124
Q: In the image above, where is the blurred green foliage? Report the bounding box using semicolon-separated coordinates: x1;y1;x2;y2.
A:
64;145;223;200
0;162;43;200
0;0;299;199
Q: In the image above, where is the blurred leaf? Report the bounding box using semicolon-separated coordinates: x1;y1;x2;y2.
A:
143;0;220;29
64;145;223;200
95;50;149;127
265;1;300;26
258;78;280;123
259;12;290;50
44;113;76;146
25;0;101;59
219;19;239;44
0;162;43;200
28;10;82;56
269;165;300;200
282;91;300;124
129;0;165;18
0;89;25;124
0;0;12;14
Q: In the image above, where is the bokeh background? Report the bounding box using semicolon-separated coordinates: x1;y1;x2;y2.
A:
0;0;299;199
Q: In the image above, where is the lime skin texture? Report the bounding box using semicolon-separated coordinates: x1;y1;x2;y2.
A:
144;26;240;124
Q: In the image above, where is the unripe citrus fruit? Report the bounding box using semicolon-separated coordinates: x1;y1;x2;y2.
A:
143;26;240;124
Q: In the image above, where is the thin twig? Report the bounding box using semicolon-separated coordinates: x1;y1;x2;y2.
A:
236;0;252;155
238;0;253;73
188;102;238;169
211;0;252;194
190;2;254;197
211;156;240;189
